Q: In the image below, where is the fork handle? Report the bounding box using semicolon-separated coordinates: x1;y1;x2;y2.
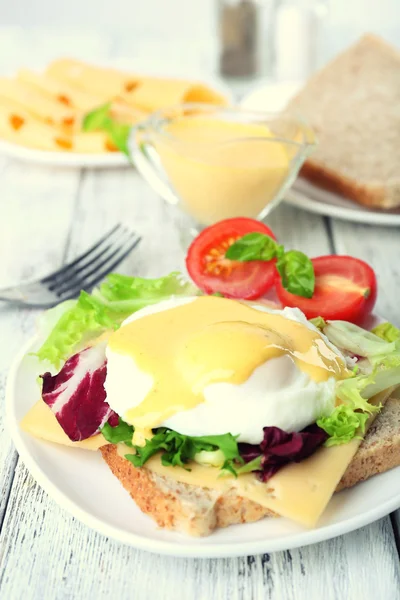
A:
0;287;31;304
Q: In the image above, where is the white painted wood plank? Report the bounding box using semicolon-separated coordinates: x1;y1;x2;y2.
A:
0;160;80;525
330;220;400;324
330;218;400;547
267;204;332;255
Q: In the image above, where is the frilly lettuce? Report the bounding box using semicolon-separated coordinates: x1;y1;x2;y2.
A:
36;272;198;368
317;320;400;445
372;322;400;343
317;406;369;447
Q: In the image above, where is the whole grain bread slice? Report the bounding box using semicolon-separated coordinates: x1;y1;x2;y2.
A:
100;395;400;536
286;34;400;209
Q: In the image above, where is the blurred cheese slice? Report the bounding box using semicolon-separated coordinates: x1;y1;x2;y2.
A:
0;77;79;128
46;58;228;114
0;98;110;153
20;400;107;450
46;58;141;99
126;78;228;112
17;68;105;113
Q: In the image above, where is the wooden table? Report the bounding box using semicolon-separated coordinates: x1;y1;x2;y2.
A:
1;28;400;600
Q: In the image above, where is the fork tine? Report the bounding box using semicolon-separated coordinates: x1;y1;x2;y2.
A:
56;234;142;299
41;223;123;285
47;227;134;292
53;230;139;296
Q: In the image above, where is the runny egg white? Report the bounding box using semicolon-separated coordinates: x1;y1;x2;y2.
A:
104;297;345;445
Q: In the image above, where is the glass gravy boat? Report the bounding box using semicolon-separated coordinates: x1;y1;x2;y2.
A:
129;104;316;228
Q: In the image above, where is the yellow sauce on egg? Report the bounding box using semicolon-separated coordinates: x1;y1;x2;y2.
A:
107;296;348;430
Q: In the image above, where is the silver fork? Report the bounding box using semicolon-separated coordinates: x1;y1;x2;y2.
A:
0;224;141;308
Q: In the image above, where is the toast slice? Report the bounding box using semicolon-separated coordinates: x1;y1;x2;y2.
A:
101;395;400;536
286;34;400;209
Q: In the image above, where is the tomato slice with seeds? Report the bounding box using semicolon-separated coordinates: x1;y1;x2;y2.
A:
186;217;277;299
275;255;377;323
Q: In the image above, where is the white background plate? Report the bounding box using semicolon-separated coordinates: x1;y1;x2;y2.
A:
6;326;400;558
241;82;400;227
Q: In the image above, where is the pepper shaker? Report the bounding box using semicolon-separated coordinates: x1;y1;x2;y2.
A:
217;0;259;77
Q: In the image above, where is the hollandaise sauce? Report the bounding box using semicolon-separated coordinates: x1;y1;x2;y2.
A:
107;296;348;429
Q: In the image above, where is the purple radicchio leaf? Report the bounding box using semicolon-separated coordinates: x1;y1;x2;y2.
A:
41;342;117;441
239;424;328;483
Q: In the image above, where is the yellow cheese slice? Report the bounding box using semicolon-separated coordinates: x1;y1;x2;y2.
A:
126;77;228;112
20;400;108;450
118;441;358;527
0;99;111;154
46;58;141;99
17;68;105;113
0;77;79;128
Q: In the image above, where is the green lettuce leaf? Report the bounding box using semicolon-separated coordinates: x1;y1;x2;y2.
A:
371;322;400;343
323;320;396;358
101;417;134;446
125;428;241;473
235;455;262;475
309;316;327;330
36;291;117;368
319;352;400;445
36;271;198;368
317;405;369;447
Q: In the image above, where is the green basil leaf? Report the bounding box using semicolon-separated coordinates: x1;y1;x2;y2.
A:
101;417;134;446
82;103;131;156
82;102;112;132
276;250;315;298
107;122;131;156
225;233;278;262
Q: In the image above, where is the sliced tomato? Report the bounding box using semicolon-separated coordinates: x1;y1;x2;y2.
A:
275;255;377;323
186;217;277;299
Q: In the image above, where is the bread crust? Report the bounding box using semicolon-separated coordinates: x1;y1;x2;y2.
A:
100;444;277;536
300;161;391;209
338;396;400;490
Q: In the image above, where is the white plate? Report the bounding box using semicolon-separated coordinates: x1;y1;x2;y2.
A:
241;82;400;226
6;325;400;558
0;63;232;169
0;139;129;169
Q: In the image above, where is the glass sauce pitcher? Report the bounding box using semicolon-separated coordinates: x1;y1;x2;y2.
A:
129;104;316;229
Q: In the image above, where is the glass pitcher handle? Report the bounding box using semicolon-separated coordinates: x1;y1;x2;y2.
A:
129;131;179;206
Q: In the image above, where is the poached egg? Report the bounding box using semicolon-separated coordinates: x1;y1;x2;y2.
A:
104;296;348;445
